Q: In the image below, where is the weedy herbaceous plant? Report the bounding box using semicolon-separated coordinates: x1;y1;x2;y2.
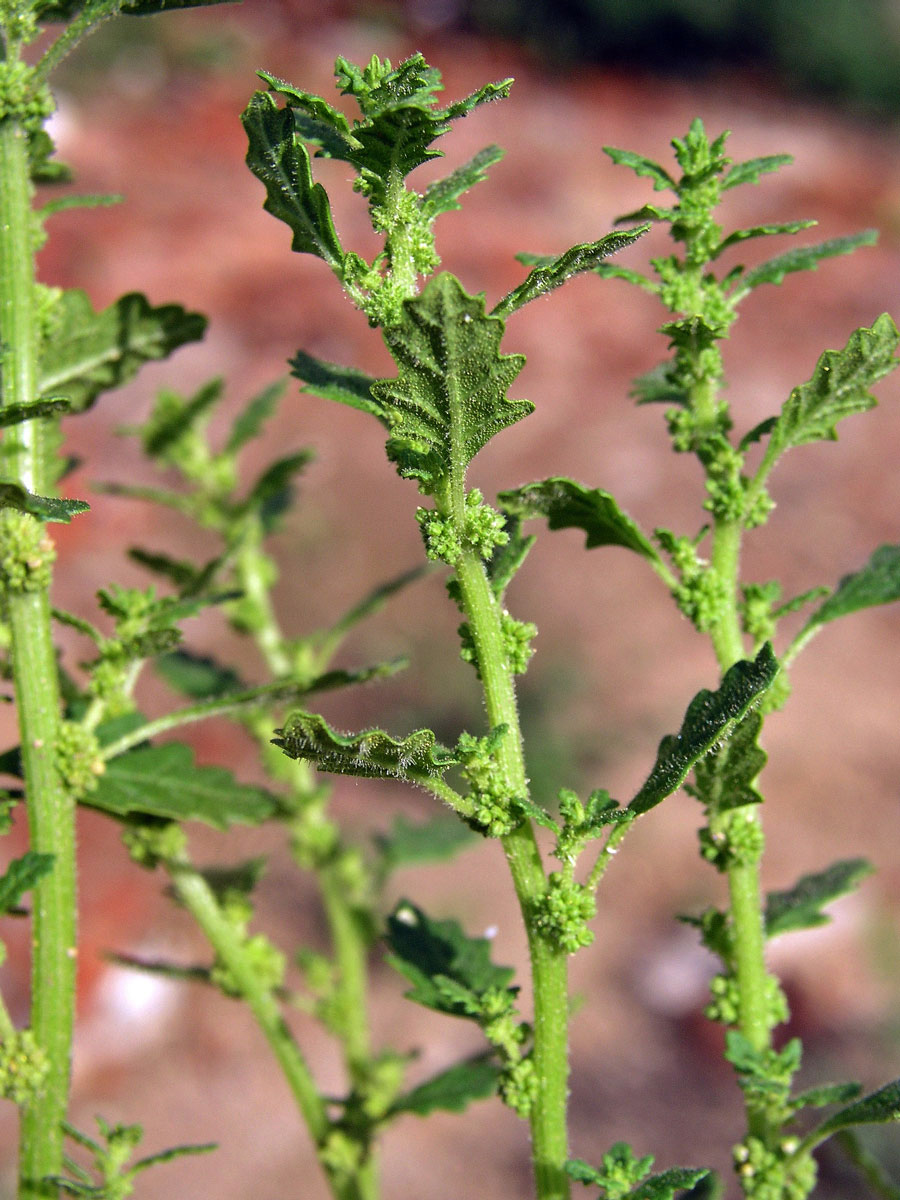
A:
1;2;899;1198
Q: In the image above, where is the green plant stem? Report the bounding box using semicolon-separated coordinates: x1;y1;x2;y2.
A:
0;116;74;1198
167;861;371;1200
454;546;570;1200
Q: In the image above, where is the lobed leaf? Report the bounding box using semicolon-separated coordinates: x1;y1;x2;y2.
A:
39;290;206;413
373;273;531;493
0;851;55;915
688;710;767;813
721;154;793;190
802;544;900;633
388;1056;500;1116
498;477;662;564
493;228;649;318
242;92;344;267
85;744;277;829
273;711;459;781
765;858;874;938
0;482;89;523
603;146;676;192
715;219;816;256
290;349;384;423
629;645;779;815
256;70;358;160
731;231;878;299
385;900;516;1017
763;314;899;463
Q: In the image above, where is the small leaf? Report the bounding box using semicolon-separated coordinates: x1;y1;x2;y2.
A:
373;273;531;493
128;547;222;595
803;545;900;632
765;858;874;938
629;1168;712;1200
289;349;384;423
141;379;223;458
375;814;478;874
732;231;878;299
0;482;89;523
812;1079;900;1143
0;399;71;427
421;145;505;218
792;1081;862;1110
122;0;235;11
603;145;676;192
389;1056;500;1116
385;900;516;1017
224;379;286;455
39;290;206;413
721;154;793;190
0;851;55;915
273;712;459;781
242;91;344;267
689;710;767;813
498;477;662;564
715;219;816;256
237;449;316;530
764;315;899;462
629;645;779;815
493;228;649;318
155;650;245;700
84;744;277;829
484;514;535;600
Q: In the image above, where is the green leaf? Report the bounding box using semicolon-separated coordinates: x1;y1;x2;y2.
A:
0;399;71;426
289;350;384;423
603;145;676;192
39;290;206;413
721;154;793;190
731;231;878;299
224;379;286;455
811;1079;900;1143
492;228;649;318
140;379;223;458
629;645;779;815
765;858;874;938
484;513;535;600
763;315;899;462
241;92;344;267
629;1168;712;1200
421;145;504;218
255;70;358;160
273;711;459;782
155;650;245;700
389;1055;500;1116
375;814;478;874
498;477;662;564
0;482;88;523
792;1081;862;1110
28;128;72;184
715;219;816;256
688;710;767;813
802;545;900;632
128;547;222;596
237;449;316;530
84;743;277;830
122;0;236;12
372;273;531;493
0;851;55;915
385;900;516;1017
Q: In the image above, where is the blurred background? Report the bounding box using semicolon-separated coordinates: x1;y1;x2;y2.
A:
2;1;900;1195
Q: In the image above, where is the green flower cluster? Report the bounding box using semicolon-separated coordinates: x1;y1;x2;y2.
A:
534;871;596;954
0;510;55;593
734;1136;817;1200
0;1027;49;1106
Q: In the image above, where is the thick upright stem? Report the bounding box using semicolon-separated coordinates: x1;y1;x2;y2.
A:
0;116;74;1197
454;547;570;1200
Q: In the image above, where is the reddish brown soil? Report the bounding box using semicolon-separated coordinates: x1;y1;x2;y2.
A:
1;5;899;1198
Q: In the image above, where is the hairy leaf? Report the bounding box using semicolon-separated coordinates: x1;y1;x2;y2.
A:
792;1082;862;1110
421;145;504;219
803;544;900;632
811;1079;900;1143
603;146;676;192
721;154;793;190
629;645;779;815
731;231;878;299
85;744;277;829
0;852;55;915
498;477;662;564
274;712;459;781
764;315;899;462
765;858;874;938
484;514;535;599
242;92;344;267
0;482;89;523
493;228;649;318
715;219;816;256
290;350;384;423
389;1056;499;1116
373;273;531;493
689;710;767;813
385;900;516;1017
375;814;478;874
39;290;206;413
